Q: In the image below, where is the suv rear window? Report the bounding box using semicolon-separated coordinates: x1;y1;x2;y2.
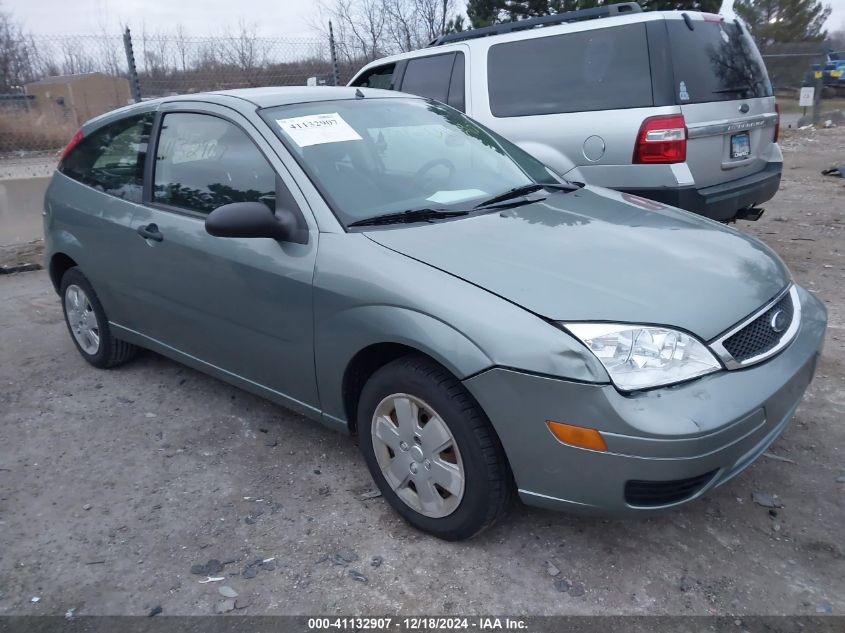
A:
487;24;653;117
667;20;772;104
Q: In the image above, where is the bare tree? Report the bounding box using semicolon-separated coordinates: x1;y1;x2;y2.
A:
218;20;268;86
315;0;459;66
60;39;96;75
0;8;36;92
174;24;190;73
315;0;387;62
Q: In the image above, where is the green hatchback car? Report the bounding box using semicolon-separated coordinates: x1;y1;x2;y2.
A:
45;87;827;540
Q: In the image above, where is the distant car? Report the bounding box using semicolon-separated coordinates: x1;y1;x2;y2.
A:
45;87;826;540
350;3;783;222
823;59;845;87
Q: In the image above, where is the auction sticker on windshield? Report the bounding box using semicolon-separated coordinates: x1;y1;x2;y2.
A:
276;113;362;147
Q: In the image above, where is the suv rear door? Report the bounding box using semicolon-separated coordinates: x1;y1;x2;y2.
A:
351;51;467;112
665;16;777;188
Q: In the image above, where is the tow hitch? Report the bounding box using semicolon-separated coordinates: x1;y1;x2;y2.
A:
734;207;765;222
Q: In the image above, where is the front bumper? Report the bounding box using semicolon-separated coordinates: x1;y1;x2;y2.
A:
623;162;782;222
463;285;827;515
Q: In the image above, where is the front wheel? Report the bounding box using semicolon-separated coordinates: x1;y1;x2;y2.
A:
358;355;513;540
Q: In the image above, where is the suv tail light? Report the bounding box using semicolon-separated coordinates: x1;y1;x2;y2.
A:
774;103;780;143
633;115;687;164
60;129;83;162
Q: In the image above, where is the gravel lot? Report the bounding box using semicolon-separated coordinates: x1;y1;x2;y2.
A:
0;127;843;617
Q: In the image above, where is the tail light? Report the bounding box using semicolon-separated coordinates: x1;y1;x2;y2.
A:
60;129;84;162
633;115;687;164
773;103;780;143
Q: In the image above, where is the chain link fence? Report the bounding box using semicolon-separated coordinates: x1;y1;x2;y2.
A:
0;31;333;165
2;28;843;168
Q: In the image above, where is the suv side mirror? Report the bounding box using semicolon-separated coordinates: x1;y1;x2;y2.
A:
205;202;300;242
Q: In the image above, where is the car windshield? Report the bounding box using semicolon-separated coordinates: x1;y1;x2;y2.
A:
260;97;559;227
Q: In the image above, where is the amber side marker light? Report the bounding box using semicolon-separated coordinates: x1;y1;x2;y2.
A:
546;421;608;451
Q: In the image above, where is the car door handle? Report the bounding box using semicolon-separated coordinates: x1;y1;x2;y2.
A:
137;223;163;242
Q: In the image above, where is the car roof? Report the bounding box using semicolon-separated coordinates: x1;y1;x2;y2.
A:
169;86;405;109
80;86;412;132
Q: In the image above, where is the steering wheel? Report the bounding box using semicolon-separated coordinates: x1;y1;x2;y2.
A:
413;158;456;187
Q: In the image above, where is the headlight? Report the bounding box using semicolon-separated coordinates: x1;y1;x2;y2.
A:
564;323;721;391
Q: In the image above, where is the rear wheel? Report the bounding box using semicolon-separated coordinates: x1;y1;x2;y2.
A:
358;355;513;540
60;267;139;369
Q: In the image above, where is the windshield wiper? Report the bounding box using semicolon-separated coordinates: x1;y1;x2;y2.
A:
473;183;574;209
348;207;469;227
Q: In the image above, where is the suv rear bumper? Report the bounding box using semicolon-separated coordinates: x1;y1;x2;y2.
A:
622;162;782;221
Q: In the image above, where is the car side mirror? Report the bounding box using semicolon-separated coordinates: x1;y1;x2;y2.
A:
205;202;300;242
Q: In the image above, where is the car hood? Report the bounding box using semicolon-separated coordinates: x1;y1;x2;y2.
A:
363;186;790;341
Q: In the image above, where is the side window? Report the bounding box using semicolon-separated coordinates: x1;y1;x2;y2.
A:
352;63;396;90
400;54;455;103
153;113;276;215
488;24;653;117
447;52;466;112
60;113;152;203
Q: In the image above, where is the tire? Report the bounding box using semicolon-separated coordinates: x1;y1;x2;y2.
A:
60;267;139;369
358;354;513;540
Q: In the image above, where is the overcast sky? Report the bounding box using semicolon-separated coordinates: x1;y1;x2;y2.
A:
4;0;845;38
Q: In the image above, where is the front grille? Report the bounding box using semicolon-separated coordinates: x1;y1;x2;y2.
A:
624;470;718;507
722;292;794;363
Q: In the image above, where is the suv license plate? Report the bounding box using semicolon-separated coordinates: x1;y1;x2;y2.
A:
731;132;750;159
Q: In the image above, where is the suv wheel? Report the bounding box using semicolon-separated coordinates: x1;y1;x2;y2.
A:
60;267;139;368
358;355;513;540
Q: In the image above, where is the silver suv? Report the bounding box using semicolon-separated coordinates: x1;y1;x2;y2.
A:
349;3;782;222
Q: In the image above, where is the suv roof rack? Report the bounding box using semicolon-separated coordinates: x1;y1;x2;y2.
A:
428;2;642;47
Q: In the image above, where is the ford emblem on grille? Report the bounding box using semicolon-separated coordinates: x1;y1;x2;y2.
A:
770;309;789;333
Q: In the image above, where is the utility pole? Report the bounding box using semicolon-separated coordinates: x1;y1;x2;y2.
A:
813;50;825;125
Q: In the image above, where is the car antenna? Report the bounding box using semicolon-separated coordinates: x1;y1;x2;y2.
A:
355;88;365;99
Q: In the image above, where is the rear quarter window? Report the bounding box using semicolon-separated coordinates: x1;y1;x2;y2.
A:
667;20;772;104
352;63;397;89
59;113;153;203
487;24;653;117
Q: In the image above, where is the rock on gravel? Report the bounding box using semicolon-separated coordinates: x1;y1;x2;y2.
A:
215;599;236;614
333;549;359;566
751;492;784;508
191;559;224;576
348;570;368;583
218;586;238;598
